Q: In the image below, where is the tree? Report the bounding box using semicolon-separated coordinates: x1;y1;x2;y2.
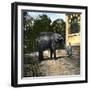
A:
33;14;51;35
23;11;34;53
23;14;52;53
51;19;66;39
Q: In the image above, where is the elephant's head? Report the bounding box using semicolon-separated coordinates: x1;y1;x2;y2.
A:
51;33;63;42
51;33;65;48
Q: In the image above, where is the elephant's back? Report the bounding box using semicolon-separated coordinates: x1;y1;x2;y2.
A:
36;35;51;50
39;32;53;36
37;36;50;45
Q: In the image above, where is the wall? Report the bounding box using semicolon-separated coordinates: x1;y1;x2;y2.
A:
66;14;80;46
0;0;89;90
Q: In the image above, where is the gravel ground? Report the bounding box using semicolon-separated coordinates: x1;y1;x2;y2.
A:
39;55;80;76
24;49;80;77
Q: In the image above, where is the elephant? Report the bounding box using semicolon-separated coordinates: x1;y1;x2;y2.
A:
36;32;65;61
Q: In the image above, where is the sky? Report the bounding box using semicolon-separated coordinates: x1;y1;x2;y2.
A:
28;11;66;22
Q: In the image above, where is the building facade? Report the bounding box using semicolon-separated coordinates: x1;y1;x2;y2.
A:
65;13;80;55
66;13;80;46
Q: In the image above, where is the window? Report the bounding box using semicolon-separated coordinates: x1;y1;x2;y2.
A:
68;14;80;34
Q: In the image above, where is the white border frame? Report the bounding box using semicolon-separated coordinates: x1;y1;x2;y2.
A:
17;5;86;84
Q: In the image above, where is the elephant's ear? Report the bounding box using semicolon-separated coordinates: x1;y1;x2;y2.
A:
60;37;64;40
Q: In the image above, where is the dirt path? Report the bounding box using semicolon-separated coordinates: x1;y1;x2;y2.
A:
39;56;80;76
24;49;80;77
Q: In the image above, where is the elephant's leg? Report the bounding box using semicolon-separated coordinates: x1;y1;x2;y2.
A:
39;51;43;61
53;50;56;59
38;51;41;61
41;51;43;60
50;50;53;59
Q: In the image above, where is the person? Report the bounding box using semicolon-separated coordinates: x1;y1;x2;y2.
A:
66;42;72;57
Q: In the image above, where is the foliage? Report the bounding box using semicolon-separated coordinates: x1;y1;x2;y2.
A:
23;11;66;53
23;56;45;77
51;19;66;39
